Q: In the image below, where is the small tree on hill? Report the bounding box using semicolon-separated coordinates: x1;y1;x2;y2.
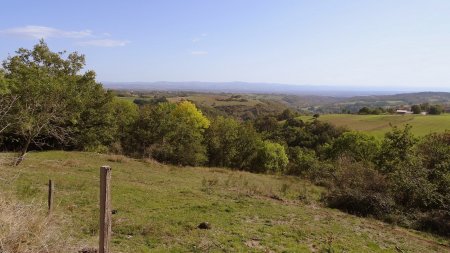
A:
428;105;443;115
376;125;417;174
411;104;421;114
358;107;371;115
252;141;289;173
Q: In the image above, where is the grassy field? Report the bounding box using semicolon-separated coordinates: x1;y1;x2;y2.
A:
0;151;449;252
299;114;450;138
166;94;262;107
118;94;263;107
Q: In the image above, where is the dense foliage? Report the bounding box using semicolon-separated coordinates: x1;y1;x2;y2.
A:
325;127;450;236
0;40;123;163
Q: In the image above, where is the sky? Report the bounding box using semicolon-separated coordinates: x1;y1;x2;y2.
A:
1;0;450;90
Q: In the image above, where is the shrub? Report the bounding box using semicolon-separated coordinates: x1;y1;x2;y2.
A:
376;125;417;174
324;163;394;217
428;105;443;115
251;141;289;174
415;210;450;236
286;146;318;176
389;159;440;210
327;131;380;163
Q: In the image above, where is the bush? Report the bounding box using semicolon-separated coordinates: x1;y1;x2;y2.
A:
411;104;421;114
428;105;443;115
324;163;394;217
389;159;440;210
376;125;417;174
416;210;450;236
327;131;380;163
251;141;289;174
124;101;210;166
286;147;318;176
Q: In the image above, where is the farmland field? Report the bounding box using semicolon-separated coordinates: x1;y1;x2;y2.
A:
299;114;450;138
0;151;448;252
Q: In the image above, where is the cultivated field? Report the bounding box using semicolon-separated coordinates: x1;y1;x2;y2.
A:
299;114;450;138
0;151;448;252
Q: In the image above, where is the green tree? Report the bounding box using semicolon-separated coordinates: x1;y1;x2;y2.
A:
124;102;175;157
417;131;450;210
232;122;263;169
157;101;210;165
278;108;295;120
125;101;210;166
358;107;371;115
70;83;117;152
411;104;421;114
205;116;240;167
286;146;318;175
328;131;380;163
252;141;289;173
0;71;17;134
106;98;139;153
420;103;430;112
376;125;417;174
254;116;279;133
2;40;109;164
428;105;443;115
111;98;139;139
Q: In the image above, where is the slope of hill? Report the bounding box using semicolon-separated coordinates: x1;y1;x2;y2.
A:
318;92;450;113
299;114;450;138
0;151;448;252
113;88;450;115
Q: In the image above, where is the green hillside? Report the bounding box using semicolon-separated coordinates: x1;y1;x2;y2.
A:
0;151;448;252
299;114;450;138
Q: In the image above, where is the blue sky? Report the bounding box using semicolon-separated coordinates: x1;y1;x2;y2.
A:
1;0;450;90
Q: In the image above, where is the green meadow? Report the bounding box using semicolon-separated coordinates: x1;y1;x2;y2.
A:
1;151;448;252
299;114;450;138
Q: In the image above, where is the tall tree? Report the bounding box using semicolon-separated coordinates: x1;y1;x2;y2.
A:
156;101;210;165
125;101;210;166
205;116;241;167
411;104;421;114
0;70;17;134
1;40;109;164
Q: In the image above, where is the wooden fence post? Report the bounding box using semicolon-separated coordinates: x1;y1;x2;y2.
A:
99;166;112;253
48;179;54;215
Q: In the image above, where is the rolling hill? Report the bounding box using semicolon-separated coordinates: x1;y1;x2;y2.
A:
299;114;450;138
0;151;448;252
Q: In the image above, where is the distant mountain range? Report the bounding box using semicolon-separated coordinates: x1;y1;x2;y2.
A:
103;81;449;97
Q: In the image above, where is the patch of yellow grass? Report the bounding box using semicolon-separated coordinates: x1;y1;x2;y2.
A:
0;193;75;253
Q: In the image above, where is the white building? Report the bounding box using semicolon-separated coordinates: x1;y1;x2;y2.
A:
395;109;413;114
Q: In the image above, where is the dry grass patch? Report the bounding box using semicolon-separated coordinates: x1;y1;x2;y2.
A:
0;193;76;253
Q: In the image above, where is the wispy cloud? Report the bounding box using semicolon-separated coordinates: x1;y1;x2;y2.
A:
77;39;130;47
0;25;92;39
0;25;130;47
191;33;207;43
190;50;208;55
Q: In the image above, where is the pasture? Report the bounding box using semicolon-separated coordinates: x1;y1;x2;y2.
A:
299;114;450;138
0;151;448;252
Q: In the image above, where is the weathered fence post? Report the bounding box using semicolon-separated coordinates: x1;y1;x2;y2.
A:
99;166;112;253
48;179;54;215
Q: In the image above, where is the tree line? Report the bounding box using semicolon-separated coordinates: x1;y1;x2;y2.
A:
357;103;445;115
0;41;448;236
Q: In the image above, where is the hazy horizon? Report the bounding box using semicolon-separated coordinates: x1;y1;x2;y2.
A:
2;1;450;90
102;81;450;97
